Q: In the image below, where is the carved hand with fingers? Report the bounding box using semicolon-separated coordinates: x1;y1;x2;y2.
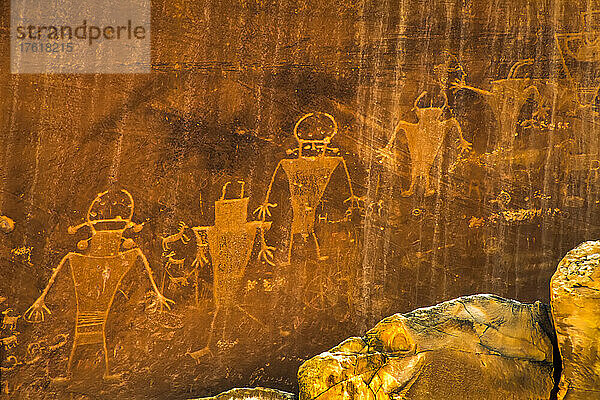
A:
153;292;175;311
258;236;276;266
25;297;52;323
253;202;278;221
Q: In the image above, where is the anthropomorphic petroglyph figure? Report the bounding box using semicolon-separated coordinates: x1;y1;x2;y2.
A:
188;181;271;361
381;91;471;197
452;60;541;144
24;189;173;382
256;112;359;265
1;308;20;331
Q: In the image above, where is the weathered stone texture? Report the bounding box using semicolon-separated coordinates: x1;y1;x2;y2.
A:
551;241;600;399
299;294;556;400
195;387;297;399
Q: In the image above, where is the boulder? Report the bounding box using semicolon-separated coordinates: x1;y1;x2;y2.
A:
298;294;556;400
551;241;600;399
194;387;297;400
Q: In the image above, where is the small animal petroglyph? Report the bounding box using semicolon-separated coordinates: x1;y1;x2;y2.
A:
1;308;20;331
160;222;203;307
1;333;19;349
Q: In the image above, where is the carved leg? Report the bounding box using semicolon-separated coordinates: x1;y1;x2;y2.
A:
282;234;294;266
424;169;435;197
194;268;199;307
312;231;328;261
66;341;76;376
159;267;167;312
51;339;76;384
102;327;121;381
401;166;418;197
221;307;229;342
187;306;219;362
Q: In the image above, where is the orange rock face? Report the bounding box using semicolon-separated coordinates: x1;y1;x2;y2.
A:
551;241;600;400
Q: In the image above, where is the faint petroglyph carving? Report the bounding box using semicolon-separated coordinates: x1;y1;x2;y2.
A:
468;216;485;229
24;189;173;382
0;215;14;234
411;208;426;221
379;92;471;197
0;355;18;373
188;181;272;361
557;11;600;63
557;141;600;204
3;355;17;368
489;208;562;224
1;332;19;349
452;60;541;142
554;13;600;109
491;190;512;209
25;334;69;365
434;53;467;87
256;112;359;265
592;159;600;181
160;221;202;307
303;274;339;312
1;308;20;331
563;153;600;179
448;150;486;199
415;244;456;261
483;236;503;255
302;258;358;313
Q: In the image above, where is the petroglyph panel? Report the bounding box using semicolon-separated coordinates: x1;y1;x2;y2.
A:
0;0;599;398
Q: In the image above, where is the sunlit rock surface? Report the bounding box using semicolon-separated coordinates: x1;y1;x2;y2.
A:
551;241;600;399
298;294;555;400
195;387;297;400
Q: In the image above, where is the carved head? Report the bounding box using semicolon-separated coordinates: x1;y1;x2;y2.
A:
214;181;249;228
292;112;338;158
413;91;447;121
68;189;143;255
